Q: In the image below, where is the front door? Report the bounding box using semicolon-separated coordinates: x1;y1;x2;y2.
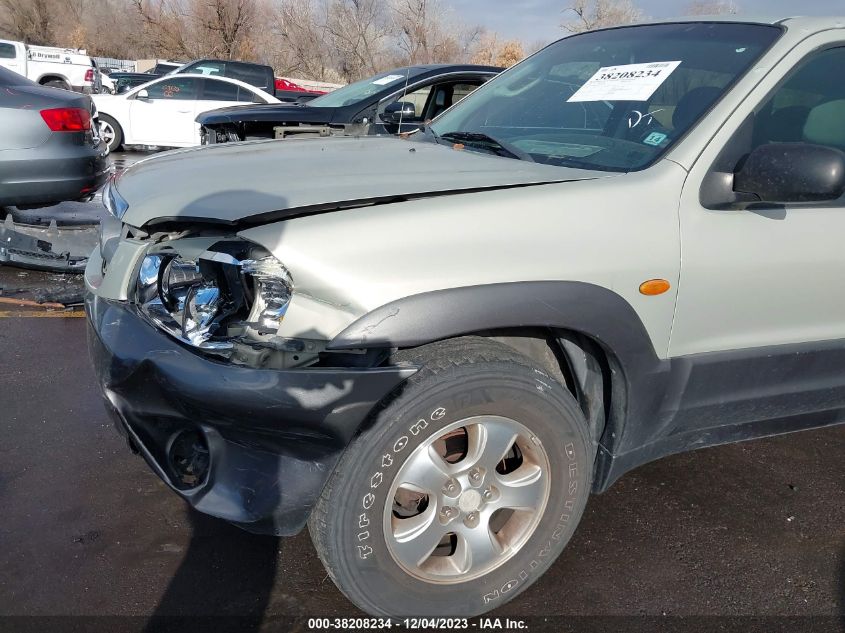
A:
672;39;845;358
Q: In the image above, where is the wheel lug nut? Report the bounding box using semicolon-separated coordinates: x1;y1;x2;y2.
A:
483;488;493;500
443;478;459;495
440;506;456;520
469;467;484;486
464;511;479;528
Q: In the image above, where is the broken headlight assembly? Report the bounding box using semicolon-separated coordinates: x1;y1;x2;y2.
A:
135;242;294;357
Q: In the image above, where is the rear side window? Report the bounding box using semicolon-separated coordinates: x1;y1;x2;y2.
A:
145;77;199;100
202;78;239;100
240;87;264;103
202;79;264;103
0;43;16;59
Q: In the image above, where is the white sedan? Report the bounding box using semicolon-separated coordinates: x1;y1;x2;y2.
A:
92;73;280;152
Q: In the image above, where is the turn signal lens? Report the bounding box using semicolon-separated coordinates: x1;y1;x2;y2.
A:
639;279;671;296
40;107;92;132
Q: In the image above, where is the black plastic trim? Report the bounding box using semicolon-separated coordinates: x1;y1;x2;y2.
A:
330;282;845;492
86;294;416;535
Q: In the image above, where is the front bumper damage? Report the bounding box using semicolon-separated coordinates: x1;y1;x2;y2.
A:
1;214;98;272
86;294;415;535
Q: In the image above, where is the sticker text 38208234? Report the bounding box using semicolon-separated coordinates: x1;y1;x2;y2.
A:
567;61;682;103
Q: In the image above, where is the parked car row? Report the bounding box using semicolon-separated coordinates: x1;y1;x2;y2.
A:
92;64;501;151
93;74;280;151
199;64;502;144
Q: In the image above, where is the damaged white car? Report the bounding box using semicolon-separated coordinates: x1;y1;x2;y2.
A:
86;17;845;617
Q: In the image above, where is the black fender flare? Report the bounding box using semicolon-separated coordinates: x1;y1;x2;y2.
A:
328;281;673;490
329;281;659;363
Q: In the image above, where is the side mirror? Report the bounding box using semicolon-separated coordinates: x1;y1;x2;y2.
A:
734;143;845;204
136;89;150;100
381;101;416;124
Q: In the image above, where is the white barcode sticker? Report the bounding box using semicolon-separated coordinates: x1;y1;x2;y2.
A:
372;74;406;86
567;61;682;103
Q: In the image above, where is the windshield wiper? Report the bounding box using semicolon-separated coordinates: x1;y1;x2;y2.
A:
438;131;535;163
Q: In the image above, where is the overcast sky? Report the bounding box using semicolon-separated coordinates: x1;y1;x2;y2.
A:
449;1;842;44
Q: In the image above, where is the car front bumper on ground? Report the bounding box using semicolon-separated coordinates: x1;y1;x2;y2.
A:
86;294;415;535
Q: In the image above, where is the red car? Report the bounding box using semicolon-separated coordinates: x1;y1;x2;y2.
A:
274;77;325;102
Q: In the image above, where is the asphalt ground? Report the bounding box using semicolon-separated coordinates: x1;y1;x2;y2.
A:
0;150;843;633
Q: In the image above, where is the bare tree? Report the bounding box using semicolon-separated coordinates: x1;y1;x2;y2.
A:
468;30;524;68
390;0;462;64
685;0;740;14
561;0;642;33
0;0;534;84
326;0;391;80
193;0;256;59
258;0;340;80
132;0;195;58
495;40;524;68
0;0;52;44
469;29;499;65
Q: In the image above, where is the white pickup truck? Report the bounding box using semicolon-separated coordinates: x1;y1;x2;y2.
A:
0;39;100;93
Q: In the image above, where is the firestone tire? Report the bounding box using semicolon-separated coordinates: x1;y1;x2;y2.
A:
308;337;594;618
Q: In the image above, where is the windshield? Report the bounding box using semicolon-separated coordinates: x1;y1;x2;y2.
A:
430;22;781;171
308;67;424;108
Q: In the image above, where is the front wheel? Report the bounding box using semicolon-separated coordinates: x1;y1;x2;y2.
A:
98;114;123;153
309;337;594;617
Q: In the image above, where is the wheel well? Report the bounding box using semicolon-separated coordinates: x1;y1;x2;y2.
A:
38;75;69;86
434;328;613;447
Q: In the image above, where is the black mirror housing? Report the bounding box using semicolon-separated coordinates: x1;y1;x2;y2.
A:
381;101;416;124
734;143;845;204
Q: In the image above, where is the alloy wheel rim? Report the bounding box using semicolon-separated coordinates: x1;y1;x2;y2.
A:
383;416;550;584
100;122;115;145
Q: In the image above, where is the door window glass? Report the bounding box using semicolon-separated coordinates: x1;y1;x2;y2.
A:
752;48;845;152
426;81;484;119
0;43;15;59
145;77;199;100
397;85;433;119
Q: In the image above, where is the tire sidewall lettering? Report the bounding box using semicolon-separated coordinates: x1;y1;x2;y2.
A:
355;405;448;561
341;371;591;615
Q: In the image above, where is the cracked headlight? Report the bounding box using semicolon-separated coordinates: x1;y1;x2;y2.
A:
135;243;293;354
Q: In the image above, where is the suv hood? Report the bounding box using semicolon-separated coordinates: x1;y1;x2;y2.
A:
116;136;618;228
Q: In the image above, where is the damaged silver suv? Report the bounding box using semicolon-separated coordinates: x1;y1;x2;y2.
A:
86;17;845;617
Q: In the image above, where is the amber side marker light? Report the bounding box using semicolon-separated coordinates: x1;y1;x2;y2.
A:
639;279;671;296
